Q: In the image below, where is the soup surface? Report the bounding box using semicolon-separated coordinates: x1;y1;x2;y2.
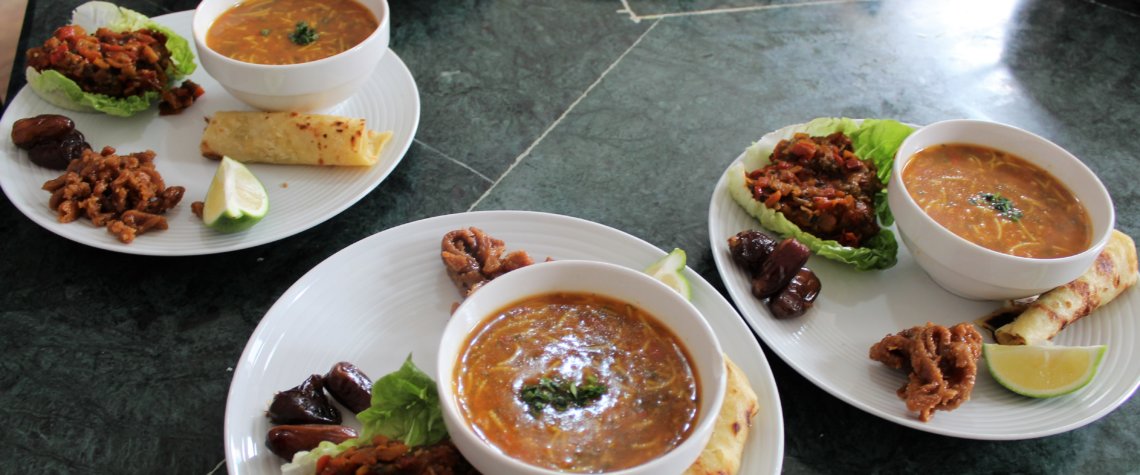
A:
206;0;378;65
902;143;1092;258
455;292;699;473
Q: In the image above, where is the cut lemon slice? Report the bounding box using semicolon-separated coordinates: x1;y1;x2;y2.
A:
203;156;269;233
983;343;1106;398
645;248;691;301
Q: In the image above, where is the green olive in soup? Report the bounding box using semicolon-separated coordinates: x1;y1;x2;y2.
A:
206;0;378;65
902;143;1092;259
454;292;699;473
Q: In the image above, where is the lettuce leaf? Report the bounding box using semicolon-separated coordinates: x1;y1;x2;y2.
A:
356;355;448;447
25;1;196;116
26;68;159;116
280;438;362;475
729;118;914;270
849;119;914;226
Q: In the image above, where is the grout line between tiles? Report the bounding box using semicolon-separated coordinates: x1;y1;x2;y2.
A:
414;138;494;183
617;0;640;23
1084;0;1140;18
620;0;865;23
465;19;662;212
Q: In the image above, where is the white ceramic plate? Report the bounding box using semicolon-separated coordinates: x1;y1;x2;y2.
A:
709;122;1140;440
0;11;419;256
225;211;784;474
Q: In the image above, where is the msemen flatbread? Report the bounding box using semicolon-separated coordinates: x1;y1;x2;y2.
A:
200;111;392;166
685;355;759;475
995;230;1138;345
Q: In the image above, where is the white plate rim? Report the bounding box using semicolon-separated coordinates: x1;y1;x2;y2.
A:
708;122;1140;440
224;210;785;474
0;10;420;256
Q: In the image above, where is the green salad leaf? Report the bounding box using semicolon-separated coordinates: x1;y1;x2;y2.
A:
849;119;914;226
280;438;360;475
356;354;447;447
728;117;915;270
26;69;161;116
26;1;197;117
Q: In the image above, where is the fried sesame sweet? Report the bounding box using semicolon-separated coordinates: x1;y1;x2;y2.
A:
869;322;983;422
41;146;184;243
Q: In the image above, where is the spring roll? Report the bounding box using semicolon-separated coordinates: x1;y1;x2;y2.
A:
995;230;1138;345
200;111;392;166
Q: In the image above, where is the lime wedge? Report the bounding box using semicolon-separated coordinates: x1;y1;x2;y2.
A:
983;343;1106;398
202;156;269;233
645;248;691;301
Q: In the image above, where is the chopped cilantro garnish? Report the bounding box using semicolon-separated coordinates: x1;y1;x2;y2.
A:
970;192;1023;222
289;21;319;45
520;374;607;415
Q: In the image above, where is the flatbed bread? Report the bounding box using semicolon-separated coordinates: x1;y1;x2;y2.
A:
995;230;1138;345
200;111;392;166
685;355;759;475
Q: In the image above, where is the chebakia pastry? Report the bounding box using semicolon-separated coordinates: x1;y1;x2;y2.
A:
440;227;535;298
995;230;1138;345
684;355;759;475
869;322;983;422
200;111;392;166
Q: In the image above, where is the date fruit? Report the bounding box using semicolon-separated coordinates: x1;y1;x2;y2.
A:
768;268;822;319
11;114;73;147
727;230;776;273
266;424;358;460
325;361;373;414
751;238;812;298
266;374;341;425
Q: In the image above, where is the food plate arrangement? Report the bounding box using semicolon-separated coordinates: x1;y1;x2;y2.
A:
708;121;1140;440
224;210;784;474
0;10;419;256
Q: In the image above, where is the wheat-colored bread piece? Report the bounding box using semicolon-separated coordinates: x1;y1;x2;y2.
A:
684;355;759;475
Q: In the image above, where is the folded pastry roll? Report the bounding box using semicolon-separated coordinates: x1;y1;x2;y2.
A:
684;355;758;475
200;111;392;166
995;230;1138;345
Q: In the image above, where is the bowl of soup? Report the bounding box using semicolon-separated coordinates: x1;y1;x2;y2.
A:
889;119;1115;300
192;0;390;111
437;260;727;475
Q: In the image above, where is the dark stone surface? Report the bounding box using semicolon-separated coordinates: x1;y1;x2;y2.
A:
2;0;1138;473
388;0;652;179
625;0;815;18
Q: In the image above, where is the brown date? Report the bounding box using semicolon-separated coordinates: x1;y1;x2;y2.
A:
727;230;776;273
11;114;74;148
750;238;812;298
266;424;358;460
767;268;822;319
28;129;89;170
11;114;90;170
324;361;373;414
266;374;341;425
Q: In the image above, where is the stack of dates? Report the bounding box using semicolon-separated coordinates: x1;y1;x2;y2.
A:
10;114;90;170
265;362;374;459
728;230;821;319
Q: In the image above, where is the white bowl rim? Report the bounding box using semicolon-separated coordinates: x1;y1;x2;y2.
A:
191;0;390;70
437;259;726;475
891;118;1116;265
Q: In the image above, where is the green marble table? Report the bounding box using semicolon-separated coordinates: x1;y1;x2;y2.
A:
3;0;1138;473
